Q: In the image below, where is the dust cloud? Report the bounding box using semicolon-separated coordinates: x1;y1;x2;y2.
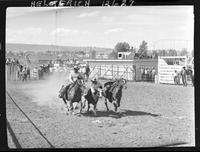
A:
28;72;68;108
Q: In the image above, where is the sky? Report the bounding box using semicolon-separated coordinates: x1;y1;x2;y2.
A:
6;6;194;51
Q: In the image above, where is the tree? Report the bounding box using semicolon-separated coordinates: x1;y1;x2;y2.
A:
179;48;188;56
151;50;158;59
109;50;118;59
138;40;148;58
168;49;177;56
129;46;136;54
158;49;167;56
114;42;130;53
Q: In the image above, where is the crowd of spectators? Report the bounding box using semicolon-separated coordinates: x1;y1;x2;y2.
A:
173;66;194;86
140;67;156;82
6;57;19;66
6;57;51;81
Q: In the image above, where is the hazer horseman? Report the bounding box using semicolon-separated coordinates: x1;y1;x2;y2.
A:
59;65;83;100
59;65;86;114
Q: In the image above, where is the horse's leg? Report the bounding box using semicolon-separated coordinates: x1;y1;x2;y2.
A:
93;103;97;116
68;100;74;115
117;99;120;107
104;98;109;111
79;101;83;114
113;99;118;107
81;96;86;109
87;103;90;113
74;102;78;109
62;98;67;108
62;94;69;111
113;102;118;112
62;99;70;115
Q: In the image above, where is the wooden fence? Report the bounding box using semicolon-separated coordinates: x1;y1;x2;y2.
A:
84;59;158;81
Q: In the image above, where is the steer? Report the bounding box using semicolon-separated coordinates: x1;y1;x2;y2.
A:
82;86;103;115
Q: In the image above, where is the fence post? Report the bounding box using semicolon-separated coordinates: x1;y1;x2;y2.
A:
112;64;113;79
5;65;7;82
99;65;101;78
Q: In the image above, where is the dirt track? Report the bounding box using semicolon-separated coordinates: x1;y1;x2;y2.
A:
6;74;195;148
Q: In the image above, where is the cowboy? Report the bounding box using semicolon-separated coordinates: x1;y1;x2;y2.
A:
90;77;103;95
59;65;82;98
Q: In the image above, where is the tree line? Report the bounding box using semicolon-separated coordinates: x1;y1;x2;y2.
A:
110;41;193;59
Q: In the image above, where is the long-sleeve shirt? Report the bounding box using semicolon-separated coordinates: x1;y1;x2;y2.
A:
180;69;187;77
68;71;80;83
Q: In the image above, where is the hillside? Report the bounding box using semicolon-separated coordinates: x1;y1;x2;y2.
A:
6;43;113;53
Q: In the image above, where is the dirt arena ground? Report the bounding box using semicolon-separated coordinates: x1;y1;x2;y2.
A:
6;73;195;148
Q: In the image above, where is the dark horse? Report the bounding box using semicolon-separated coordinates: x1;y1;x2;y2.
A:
82;86;103;115
60;78;86;115
103;78;127;112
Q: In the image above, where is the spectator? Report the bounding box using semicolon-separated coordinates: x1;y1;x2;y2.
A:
27;66;31;80
151;67;156;82
187;67;194;86
180;66;187;86
141;68;144;81
173;70;179;85
144;68;148;81
38;67;42;80
147;68;151;81
192;66;194;86
22;67;27;82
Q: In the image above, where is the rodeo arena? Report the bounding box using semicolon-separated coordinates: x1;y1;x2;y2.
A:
5;50;195;148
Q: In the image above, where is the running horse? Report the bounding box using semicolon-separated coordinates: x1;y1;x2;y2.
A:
60;76;86;115
103;78;127;112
